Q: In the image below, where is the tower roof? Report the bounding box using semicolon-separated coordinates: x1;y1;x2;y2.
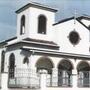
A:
16;2;57;13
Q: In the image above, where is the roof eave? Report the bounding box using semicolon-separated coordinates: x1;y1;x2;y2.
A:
16;3;57;14
53;17;74;25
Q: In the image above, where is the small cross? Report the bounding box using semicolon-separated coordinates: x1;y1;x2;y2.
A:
74;10;77;24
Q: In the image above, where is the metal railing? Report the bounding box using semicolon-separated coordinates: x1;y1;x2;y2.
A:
46;76;72;87
46;70;72;87
8;69;90;88
8;68;40;89
58;76;72;87
78;71;90;87
46;74;52;87
58;70;72;87
78;77;90;87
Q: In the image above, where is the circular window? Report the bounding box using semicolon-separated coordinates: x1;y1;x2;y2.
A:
69;31;80;45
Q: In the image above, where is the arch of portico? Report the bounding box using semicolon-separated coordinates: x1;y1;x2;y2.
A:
57;59;74;87
77;61;90;87
35;56;54;86
35;56;54;73
34;56;90;88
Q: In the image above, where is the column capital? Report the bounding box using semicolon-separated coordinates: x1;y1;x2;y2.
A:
52;68;58;71
72;69;77;75
72;69;78;88
39;69;48;74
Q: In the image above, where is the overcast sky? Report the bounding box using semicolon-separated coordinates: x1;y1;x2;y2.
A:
0;0;90;42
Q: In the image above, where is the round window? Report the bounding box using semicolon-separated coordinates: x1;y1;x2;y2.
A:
69;31;80;45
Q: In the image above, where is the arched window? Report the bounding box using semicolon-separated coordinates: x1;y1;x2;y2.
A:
1;50;5;73
9;53;15;79
38;15;47;34
20;15;25;35
23;57;29;65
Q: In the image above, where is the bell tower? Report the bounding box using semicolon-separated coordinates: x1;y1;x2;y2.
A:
16;2;57;41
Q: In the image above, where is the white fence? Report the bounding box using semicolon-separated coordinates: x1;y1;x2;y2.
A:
8;68;40;89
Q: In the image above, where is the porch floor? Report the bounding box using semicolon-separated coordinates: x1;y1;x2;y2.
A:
47;87;90;90
8;89;40;90
7;88;90;90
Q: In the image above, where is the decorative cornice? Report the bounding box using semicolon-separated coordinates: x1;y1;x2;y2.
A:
21;47;90;60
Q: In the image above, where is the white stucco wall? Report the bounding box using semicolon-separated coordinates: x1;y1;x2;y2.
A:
29;54;77;70
5;49;30;72
28;7;55;41
16;8;30;40
4;46;90;73
1;3;90;90
81;19;90;27
17;6;55;42
54;19;90;55
16;4;90;56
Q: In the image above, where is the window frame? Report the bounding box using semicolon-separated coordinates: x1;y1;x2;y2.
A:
20;15;25;35
23;57;29;65
1;50;5;73
9;53;15;79
38;15;47;34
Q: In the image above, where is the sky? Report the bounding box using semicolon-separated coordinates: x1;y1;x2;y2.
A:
0;0;90;42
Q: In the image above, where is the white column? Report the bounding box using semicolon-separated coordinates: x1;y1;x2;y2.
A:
72;69;78;88
52;68;58;86
1;73;8;90
39;70;47;90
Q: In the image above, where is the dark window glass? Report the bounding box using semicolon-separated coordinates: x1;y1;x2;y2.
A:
20;15;25;35
38;15;47;34
23;57;29;64
1;51;5;73
69;31;80;45
9;53;15;79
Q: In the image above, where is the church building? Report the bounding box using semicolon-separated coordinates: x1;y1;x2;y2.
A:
0;2;90;90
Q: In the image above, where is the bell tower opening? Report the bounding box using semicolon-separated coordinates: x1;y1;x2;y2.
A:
16;2;57;40
38;15;47;34
20;15;25;35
